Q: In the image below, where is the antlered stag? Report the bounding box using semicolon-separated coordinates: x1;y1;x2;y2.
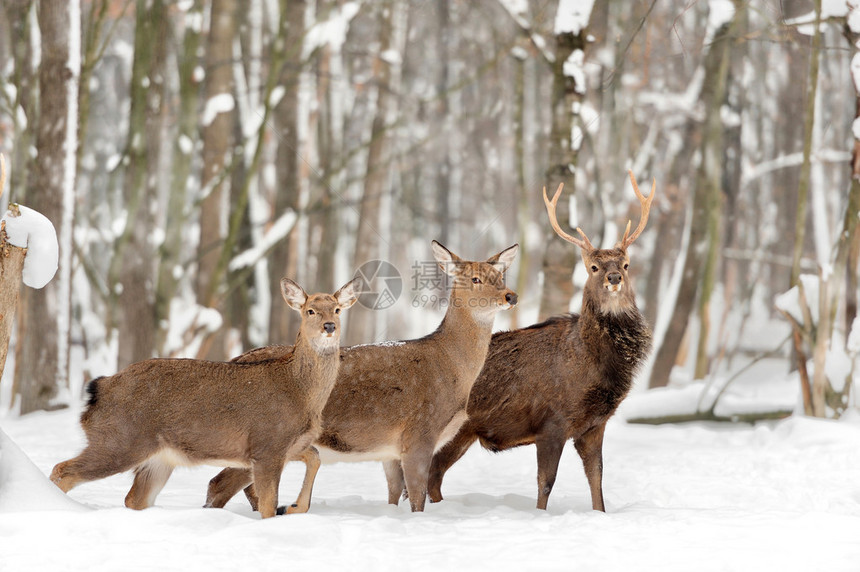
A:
51;278;359;518
206;240;519;512
427;171;654;511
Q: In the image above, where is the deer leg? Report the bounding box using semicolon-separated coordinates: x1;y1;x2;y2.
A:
284;447;321;514
382;460;405;505
242;483;259;512
250;458;286;519
205;468;253;509
125;458;174;510
574;422;607;512
400;443;435;512
51;446;149;493
271;435;317;515
208;447;319;513
535;430;565;510
428;426;477;503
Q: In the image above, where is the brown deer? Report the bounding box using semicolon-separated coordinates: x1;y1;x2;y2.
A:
50;277;359;518
426;171;654;511
205;240;519;512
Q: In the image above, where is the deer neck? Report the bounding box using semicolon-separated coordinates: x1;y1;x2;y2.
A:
291;332;341;411
582;293;629;318
432;302;495;389
580;296;651;374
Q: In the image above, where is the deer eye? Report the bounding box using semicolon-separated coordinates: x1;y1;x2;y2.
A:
591;265;599;273
307;309;315;316
623;263;629;270
472;277;482;284
335;308;341;314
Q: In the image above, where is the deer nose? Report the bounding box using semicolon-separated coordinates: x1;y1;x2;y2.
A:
323;322;336;334
607;272;623;285
505;292;518;306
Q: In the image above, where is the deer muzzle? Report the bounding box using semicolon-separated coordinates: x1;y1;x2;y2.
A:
606;272;623;292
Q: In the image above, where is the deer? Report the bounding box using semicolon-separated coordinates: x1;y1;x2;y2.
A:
50;277;359;518
204;240;519;512
425;171;655;512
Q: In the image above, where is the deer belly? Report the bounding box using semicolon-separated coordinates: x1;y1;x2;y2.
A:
316;445;401;464
150;447;249;469
434;410;468;453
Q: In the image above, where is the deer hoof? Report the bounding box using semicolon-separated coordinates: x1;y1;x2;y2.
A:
285;503;308;514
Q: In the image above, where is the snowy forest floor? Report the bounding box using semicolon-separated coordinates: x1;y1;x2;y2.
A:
1;373;859;572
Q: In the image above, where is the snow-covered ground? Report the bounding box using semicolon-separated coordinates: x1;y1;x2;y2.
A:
2;383;859;572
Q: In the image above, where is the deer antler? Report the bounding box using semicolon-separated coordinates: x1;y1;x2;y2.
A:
543;182;595;251
618;170;655;250
0;154;6;200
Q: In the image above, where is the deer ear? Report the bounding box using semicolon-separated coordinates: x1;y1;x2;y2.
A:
580;252;594;271
486;243;518;273
281;278;308;311
431;240;462;276
334;278;360;309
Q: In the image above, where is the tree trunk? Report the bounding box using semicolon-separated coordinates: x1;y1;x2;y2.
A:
0;213;26;387
156;0;204;354
13;0;76;413
649;9;739;388
510;39;529;328
113;0;167;368
790;0;822;289
313;40;338;295
77;0;112;170
195;0;237;360
6;0;37;205
436;0;452;247
788;0;822;414
346;0;397;345
831;22;860;337
268;0;306;346
537;7;588;321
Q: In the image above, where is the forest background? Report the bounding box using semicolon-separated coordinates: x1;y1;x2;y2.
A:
1;0;858;421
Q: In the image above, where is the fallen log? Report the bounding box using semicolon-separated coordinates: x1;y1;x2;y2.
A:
627;409;794;425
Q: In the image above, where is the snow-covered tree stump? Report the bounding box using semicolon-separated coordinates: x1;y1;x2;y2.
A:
0;154;60;390
0;208;26;384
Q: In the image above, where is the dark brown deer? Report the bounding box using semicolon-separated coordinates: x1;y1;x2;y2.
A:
205;240;518;512
50;278;359;518
425;171;654;511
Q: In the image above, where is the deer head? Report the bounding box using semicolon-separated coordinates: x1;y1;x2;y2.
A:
431;240;519;321
543;170;655;315
282;277;360;353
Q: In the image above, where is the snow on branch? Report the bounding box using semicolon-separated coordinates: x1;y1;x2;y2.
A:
201;93;235;127
303;2;360;59
783;0;850;35
228;210;297;272
494;0;555;64
554;0;594;35
774;274;820;326
1;204;59;289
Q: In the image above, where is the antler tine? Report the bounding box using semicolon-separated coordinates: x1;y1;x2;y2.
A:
0;154;5;200
543;182;595;251
619;170;656;250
